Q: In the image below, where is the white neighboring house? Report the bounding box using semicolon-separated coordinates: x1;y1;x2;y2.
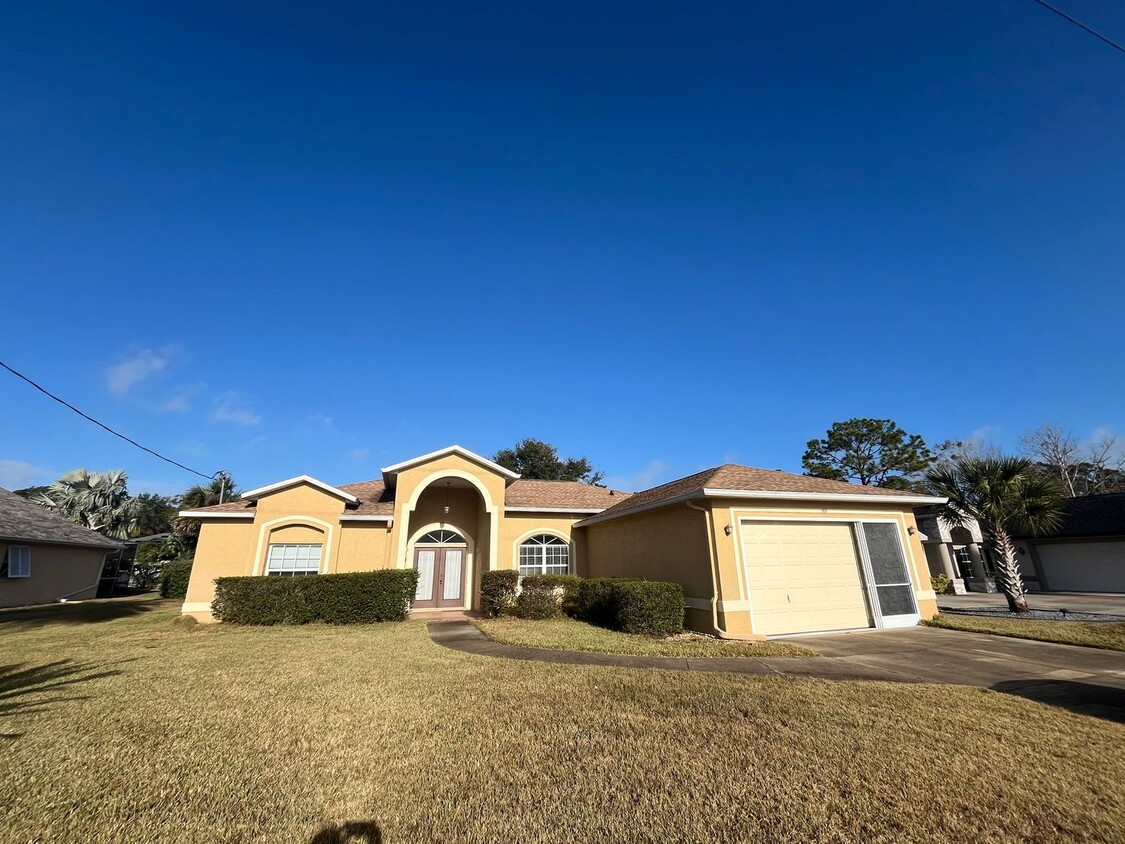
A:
913;506;1000;594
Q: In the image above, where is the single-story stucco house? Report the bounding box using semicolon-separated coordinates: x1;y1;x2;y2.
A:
179;445;942;637
913;506;995;594
1012;492;1125;593
0;487;123;608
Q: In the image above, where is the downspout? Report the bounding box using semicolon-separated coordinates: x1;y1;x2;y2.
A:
58;550;114;602
685;499;734;639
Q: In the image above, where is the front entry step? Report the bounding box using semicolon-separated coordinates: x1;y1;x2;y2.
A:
411;609;479;622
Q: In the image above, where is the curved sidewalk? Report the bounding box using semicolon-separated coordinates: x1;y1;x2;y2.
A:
427;620;912;682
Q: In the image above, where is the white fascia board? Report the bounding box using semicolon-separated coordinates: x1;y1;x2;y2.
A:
574;488;945;528
504;506;605;514
701;488;947;505
177;510;255;519
240;475;359;504
339;514;394;522
380;445;521;480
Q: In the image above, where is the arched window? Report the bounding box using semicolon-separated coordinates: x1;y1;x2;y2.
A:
519;534;570;577
417;530;466;545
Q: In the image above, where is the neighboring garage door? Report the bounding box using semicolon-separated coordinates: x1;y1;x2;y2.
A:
1036;541;1125;592
741;521;872;636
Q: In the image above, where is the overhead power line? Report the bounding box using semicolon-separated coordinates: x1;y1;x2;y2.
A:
1032;0;1125;55
0;358;216;481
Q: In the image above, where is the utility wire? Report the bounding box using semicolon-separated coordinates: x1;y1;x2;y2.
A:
1;358;216;481
1032;0;1125;55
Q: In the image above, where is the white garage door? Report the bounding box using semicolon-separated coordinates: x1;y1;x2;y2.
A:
741;521;872;636
1037;542;1125;593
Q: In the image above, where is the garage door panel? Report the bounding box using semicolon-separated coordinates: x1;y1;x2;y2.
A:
1037;542;1125;592
742;521;872;636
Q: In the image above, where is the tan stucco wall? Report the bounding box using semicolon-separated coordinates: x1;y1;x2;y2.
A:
0;541;109;608
708;500;938;636
583;503;717;630
182;454;588;619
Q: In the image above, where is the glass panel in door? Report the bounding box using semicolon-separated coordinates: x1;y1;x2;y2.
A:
442;549;464;602
415;549;436;601
860;523;917;619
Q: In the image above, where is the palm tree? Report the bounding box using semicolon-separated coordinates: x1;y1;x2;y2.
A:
926;456;1063;613
173;474;239;543
33;469;141;539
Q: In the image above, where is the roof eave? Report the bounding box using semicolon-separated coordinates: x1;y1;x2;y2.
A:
239;475;359;504
381;445;521;483
574;488;946;528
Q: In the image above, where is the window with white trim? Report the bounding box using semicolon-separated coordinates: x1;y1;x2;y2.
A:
5;546;31;578
265;543;322;576
518;535;570;577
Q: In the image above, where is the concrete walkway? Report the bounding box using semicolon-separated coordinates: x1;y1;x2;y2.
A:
430;621;1125;720
428;621;907;682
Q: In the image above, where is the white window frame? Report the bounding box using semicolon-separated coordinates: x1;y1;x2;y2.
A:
264;543;323;576
7;545;31;578
518;535;571;577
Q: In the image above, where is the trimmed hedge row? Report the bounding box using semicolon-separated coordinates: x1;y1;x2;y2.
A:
482;571;685;636
212;570;419;625
159;557;194;599
576;578;685;636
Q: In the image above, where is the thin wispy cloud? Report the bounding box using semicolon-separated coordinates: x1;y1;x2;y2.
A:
0;459;48;490
306;413;337;432
212;391;262;426
347;448;370;462
176;441;209;457
604;459;670;492
106;346;177;396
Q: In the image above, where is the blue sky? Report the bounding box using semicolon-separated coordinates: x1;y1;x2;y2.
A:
2;1;1123;496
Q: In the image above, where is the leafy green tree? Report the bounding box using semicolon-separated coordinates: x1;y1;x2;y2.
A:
926;456;1063;613
493;439;604;485
133;492;177;536
802;418;932;491
32;469;140;539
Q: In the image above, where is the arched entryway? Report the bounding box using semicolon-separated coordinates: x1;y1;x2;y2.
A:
402;476;493;611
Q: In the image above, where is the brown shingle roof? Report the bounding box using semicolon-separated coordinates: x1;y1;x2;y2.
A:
0;487;122;548
181;478;626;517
583;464;933;523
504;480;629;510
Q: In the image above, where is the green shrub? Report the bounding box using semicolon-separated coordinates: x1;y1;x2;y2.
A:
159;557;194;599
480;570;519;618
516;580;560;619
574;577;685;636
521;574;582;616
931;574;953;595
211;570;420;625
612;580;685;636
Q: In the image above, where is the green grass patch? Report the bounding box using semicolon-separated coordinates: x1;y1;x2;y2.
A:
925;612;1125;652
2;596;1124;842
475;615;815;658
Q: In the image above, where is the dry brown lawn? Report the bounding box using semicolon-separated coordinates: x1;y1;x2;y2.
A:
475;615;815;657
2;596;1124;843
926;613;1125;652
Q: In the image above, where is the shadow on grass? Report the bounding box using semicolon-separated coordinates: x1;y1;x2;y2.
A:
309;821;382;843
0;660;123;718
993;679;1125;723
0;596;165;630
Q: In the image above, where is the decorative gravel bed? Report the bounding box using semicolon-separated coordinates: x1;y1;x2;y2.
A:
943;607;1125;622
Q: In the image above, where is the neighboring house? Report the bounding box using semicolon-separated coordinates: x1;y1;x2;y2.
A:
913;506;998;594
0;487;122;608
180;445;941;637
1012;492;1125;593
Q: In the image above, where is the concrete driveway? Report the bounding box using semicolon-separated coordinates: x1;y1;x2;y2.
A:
939;591;1125;616
784;625;1125;721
